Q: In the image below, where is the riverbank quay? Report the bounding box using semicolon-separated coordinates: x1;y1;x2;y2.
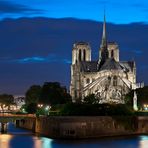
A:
15;116;148;139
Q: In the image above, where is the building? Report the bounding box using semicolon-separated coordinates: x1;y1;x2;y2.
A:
13;95;25;111
70;15;137;104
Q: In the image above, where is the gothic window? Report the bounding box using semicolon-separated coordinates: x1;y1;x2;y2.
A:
86;78;90;84
83;49;86;61
105;85;108;91
79;49;81;61
108;76;111;84
111;50;114;58
113;76;117;86
75;90;77;98
108;76;111;80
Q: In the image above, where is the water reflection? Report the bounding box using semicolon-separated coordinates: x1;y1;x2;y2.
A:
139;136;148;148
34;137;53;148
0;134;12;148
0;123;148;148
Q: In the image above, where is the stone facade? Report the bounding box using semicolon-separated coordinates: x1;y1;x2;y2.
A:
70;15;137;103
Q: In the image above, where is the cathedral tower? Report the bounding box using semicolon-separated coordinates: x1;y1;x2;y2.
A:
72;42;91;64
70;42;91;101
108;42;119;61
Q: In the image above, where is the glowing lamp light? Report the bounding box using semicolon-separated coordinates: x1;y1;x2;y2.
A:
45;106;49;110
143;104;148;111
38;104;43;108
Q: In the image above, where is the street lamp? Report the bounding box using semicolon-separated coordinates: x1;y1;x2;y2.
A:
37;104;43;108
143;104;148;111
44;105;51;115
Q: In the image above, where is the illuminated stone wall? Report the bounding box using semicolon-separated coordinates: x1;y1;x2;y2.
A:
17;116;148;139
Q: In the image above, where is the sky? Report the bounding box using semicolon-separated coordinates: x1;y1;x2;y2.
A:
0;0;147;95
1;0;148;24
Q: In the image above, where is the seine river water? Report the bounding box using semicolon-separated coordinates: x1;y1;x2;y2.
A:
0;123;148;148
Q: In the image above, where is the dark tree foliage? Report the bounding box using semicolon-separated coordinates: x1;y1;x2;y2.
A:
0;94;14;110
125;86;148;109
39;82;71;105
59;103;133;116
83;94;100;104
25;103;37;114
25;85;41;104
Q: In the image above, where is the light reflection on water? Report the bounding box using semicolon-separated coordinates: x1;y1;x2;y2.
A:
0;123;148;148
139;136;148;148
0;134;12;148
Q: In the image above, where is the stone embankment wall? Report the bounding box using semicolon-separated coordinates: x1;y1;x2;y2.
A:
16;117;36;132
17;116;148;139
17;116;143;139
36;116;138;138
137;116;148;134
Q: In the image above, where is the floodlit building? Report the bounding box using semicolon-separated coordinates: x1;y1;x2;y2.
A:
70;15;137;104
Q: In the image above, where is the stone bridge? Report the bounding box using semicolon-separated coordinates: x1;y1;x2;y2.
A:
0;113;35;133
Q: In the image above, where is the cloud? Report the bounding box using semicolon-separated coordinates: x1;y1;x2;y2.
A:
0;54;71;65
0;0;43;14
16;55;71;64
17;56;47;63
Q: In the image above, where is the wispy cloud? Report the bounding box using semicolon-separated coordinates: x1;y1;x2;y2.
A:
5;54;71;64
0;0;43;14
17;57;47;63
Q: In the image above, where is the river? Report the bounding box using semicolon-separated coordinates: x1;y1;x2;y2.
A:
0;122;148;148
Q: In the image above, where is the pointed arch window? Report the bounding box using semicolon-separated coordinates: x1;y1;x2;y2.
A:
83;49;86;61
111;50;114;58
79;49;81;61
113;76;117;86
86;78;90;84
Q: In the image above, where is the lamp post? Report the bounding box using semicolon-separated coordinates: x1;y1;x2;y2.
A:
44;105;51;115
143;104;148;111
37;104;43;108
37;104;51;116
36;104;43;116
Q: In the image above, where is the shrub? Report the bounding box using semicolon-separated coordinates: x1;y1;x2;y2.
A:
58;103;134;116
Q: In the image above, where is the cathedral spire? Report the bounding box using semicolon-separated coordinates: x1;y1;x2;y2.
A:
101;11;107;48
99;11;108;66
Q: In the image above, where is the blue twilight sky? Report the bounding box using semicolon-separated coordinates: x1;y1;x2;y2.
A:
0;0;148;24
0;0;147;95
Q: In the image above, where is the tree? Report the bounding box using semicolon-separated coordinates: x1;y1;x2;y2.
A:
83;94;100;104
25;103;37;114
25;85;41;104
0;94;14;111
125;86;148;109
39;82;71;105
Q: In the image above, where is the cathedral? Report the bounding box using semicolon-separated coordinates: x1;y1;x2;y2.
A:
70;15;137;104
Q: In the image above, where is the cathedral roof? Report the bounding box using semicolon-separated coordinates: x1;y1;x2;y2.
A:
80;59;134;73
80;61;98;72
99;58;122;71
